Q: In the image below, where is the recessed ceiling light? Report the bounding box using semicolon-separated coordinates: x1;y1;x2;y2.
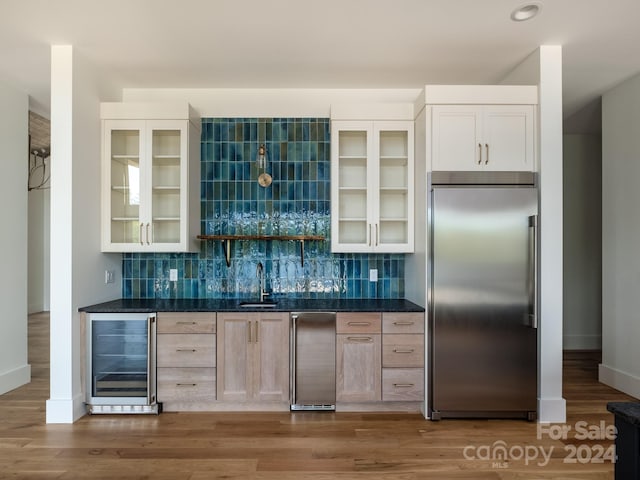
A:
511;3;542;22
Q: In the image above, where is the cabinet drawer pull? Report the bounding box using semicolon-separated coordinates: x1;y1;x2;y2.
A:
393;321;414;326
176;349;197;352
347;321;371;326
176;383;197;387
393;383;415;388
393;349;415;354
176;321;197;325
347;336;373;342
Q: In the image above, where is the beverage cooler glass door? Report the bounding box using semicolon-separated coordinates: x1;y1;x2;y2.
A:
87;313;157;412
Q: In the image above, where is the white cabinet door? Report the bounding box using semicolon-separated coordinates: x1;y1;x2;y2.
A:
375;122;414;252
431;105;535;172
431;106;482;171
331;120;414;253
102;118;199;252
482;106;535;171
103;120;146;248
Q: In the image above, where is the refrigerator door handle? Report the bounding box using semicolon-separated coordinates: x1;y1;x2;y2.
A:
290;314;298;405
528;215;538;329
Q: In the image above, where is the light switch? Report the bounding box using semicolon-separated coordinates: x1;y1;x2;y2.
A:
169;268;178;281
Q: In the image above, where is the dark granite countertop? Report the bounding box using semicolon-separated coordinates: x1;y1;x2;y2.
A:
79;298;425;313
607;402;640;428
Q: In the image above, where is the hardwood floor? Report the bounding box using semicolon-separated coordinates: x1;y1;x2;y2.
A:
0;313;635;479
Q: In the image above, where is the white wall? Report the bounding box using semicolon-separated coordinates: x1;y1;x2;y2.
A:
28;188;50;313
600;72;640;398
46;46;121;423
0;80;30;394
563;134;602;350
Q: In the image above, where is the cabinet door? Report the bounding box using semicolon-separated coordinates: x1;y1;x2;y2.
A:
216;313;252;402
102;120;146;250
146;120;188;249
482;105;534;171
374;122;414;252
431;106;482;171
102;117;198;253
252;313;289;402
336;333;381;402
331;121;374;252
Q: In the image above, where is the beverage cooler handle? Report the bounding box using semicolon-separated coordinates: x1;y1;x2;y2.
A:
528;215;538;329
290;315;298;405
147;314;156;404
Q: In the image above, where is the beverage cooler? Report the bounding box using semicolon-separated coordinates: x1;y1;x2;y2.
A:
86;313;159;414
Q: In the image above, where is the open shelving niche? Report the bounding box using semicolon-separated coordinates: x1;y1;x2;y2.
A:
196;234;326;267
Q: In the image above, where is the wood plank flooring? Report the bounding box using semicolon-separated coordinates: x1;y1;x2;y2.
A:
0;313;635;479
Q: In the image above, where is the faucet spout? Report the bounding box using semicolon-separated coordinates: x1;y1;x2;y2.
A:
256;262;269;302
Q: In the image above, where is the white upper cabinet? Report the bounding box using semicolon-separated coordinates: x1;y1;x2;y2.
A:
431;104;535;171
101;103;200;252
331;120;414;253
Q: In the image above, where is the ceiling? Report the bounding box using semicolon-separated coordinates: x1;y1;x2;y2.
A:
2;0;638;132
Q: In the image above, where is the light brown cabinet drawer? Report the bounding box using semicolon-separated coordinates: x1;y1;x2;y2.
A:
382;368;424;401
157;367;216;402
337;313;381;334
157;334;216;367
157;312;216;334
382;334;424;367
382;312;424;334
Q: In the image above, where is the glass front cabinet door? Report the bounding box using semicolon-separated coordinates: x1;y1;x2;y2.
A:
102;117;200;252
331;120;414;253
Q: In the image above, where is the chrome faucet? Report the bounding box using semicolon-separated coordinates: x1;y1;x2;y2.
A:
256;262;270;302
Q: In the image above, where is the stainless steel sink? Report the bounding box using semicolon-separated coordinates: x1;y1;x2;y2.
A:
239;301;278;308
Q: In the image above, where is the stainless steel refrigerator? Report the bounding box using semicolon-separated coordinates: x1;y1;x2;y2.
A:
429;172;538;420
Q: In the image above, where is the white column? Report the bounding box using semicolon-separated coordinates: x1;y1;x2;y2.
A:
537;45;566;422
46;45;78;422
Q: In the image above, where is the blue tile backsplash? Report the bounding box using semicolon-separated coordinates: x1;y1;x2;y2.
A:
123;118;404;300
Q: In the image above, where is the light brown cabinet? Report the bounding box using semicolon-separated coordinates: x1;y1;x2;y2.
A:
216;312;289;404
381;312;424;402
157;312;216;410
336;313;382;402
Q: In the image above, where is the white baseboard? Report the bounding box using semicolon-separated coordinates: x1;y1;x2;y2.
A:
599;364;640;399
538;397;567;423
46;392;86;424
0;364;31;395
563;334;602;351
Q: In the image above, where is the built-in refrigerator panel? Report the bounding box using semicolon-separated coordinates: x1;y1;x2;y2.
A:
86;312;159;414
430;172;537;420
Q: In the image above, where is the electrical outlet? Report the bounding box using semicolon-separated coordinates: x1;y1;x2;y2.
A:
169;268;178;281
369;269;378;282
104;270;115;284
